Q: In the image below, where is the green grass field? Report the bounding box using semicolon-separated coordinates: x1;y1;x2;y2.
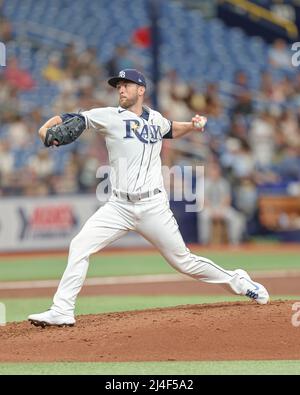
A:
0;250;299;375
0;251;299;281
1;360;300;375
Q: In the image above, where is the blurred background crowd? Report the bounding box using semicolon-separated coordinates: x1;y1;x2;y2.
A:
1;0;300;244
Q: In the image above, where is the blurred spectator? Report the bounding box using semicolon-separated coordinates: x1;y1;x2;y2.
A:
249;111;276;168
42;53;65;83
0;140;14;190
105;45;142;76
279;109;300;148
205;82;220;103
52;91;78;114
269;39;292;70
228;115;248;143
0;14;13;42
79;155;101;193
51;161;80;195
61;42;77;69
276;146;300;182
23;108;44;137
272;76;294;104
28;150;54;179
5;114;30;149
4;57;35;90
260;71;275;101
0;76;18;115
234;70;249;90
233;71;250;104
232;90;253;116
290;73;300;106
234;177;258;220
221;138;255;184
132;26;152;48
183;85;206;114
197;163;246;245
159;70;192;120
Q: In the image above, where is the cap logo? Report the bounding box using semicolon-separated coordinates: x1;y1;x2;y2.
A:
138;78;143;82
119;71;126;78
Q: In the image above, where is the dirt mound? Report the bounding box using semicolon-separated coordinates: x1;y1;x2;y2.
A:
0;300;299;362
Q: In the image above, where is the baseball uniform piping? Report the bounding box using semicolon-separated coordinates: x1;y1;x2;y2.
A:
133;144;146;191
143;145;154;185
194;258;234;278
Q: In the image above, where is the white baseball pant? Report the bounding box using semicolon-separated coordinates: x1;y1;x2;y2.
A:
52;192;247;316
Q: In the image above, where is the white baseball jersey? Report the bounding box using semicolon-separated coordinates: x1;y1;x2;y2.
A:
81;106;172;193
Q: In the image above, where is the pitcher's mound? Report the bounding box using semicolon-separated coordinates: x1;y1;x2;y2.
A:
1;300;299;362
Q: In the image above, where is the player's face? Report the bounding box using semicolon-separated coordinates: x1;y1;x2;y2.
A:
117;81;143;108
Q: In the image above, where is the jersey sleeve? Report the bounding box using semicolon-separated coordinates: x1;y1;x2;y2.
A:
161;116;173;139
81;108;109;134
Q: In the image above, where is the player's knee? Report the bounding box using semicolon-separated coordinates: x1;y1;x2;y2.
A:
174;252;211;276
69;234;83;252
69;230;95;260
166;252;194;274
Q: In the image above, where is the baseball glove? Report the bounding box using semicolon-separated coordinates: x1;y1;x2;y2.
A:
44;115;86;147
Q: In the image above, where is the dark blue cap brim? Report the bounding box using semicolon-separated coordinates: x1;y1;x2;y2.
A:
108;77;146;88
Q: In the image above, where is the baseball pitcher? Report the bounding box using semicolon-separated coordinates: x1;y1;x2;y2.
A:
29;69;269;327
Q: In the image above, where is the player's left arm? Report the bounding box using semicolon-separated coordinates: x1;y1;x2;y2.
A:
41;113;86;147
38;115;63;145
172;115;207;139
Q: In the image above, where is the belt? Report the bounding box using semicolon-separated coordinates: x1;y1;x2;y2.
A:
113;188;161;202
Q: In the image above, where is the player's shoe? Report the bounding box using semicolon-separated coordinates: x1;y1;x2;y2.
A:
28;310;75;328
235;269;270;305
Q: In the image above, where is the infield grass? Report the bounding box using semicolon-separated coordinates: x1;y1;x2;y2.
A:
0;360;300;375
0;252;299;281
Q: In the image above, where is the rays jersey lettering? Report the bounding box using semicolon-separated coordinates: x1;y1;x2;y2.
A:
123;119;163;143
81;106;172;192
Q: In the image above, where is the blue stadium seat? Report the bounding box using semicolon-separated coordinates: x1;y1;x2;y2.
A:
2;0;294;172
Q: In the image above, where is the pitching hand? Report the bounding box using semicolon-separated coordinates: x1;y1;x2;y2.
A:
192;114;207;131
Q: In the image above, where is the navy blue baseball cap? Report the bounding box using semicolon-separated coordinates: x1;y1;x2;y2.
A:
108;69;146;88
